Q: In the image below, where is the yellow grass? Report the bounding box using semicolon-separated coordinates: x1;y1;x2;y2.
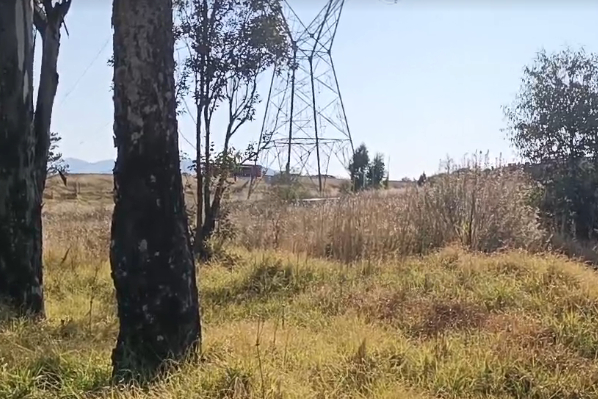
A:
44;173;413;204
3;170;598;398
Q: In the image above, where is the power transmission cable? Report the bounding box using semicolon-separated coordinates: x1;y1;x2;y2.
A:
58;36;111;106
175;46;198;151
179;128;196;151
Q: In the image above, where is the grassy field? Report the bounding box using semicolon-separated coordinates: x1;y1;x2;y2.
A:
43;173;414;203
3;170;598;398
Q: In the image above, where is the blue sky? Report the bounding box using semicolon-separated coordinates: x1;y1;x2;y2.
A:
44;1;598;179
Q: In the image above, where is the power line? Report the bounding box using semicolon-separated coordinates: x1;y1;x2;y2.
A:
61;37;197;155
181;96;197;125
175;45;198;126
59;36;111;106
175;46;197;151
178;128;196;150
82;120;112;144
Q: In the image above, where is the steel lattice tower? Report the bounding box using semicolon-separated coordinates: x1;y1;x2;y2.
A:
254;0;354;193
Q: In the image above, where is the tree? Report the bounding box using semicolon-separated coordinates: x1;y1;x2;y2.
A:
175;0;289;260
48;131;69;176
503;47;598;239
367;153;386;189
417;172;427;187
0;0;71;317
349;144;370;192
111;0;200;380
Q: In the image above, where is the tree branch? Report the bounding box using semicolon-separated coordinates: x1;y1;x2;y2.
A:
33;1;47;34
34;0;71;37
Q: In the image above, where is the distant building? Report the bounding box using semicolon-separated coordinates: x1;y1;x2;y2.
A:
234;164;263;178
197;162;264;179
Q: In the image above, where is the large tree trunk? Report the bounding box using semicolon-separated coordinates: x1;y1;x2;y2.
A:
111;0;201;381
0;0;43;316
0;0;71;318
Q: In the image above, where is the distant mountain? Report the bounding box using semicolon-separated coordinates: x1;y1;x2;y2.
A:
64;158;114;174
64;157;277;176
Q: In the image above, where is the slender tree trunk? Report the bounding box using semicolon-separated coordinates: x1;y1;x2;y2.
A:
193;1;208;255
34;2;70;193
193;0;211;260
199;126;233;254
201;103;212;242
196;87;213;260
195;117;204;255
111;0;201;381
194;101;209;259
0;0;42;316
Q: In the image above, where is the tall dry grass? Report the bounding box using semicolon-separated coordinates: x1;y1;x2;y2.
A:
43;201;112;264
233;157;544;263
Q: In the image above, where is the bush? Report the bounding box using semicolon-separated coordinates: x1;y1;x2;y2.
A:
266;174;311;202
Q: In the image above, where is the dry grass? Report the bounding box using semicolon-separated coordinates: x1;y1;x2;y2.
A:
44;173;413;204
233;162;544;263
4;162;598;397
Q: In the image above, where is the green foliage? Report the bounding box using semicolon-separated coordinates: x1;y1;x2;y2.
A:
504;47;598;240
367;153;386;189
348;144;370;191
504;47;598;165
47;132;68;176
174;0;289;134
349;145;388;191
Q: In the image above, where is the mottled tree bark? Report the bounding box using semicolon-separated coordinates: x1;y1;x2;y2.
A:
0;0;42;316
33;0;73;192
111;0;201;381
0;0;71;318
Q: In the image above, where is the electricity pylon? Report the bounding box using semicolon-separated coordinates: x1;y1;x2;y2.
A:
252;0;354;195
